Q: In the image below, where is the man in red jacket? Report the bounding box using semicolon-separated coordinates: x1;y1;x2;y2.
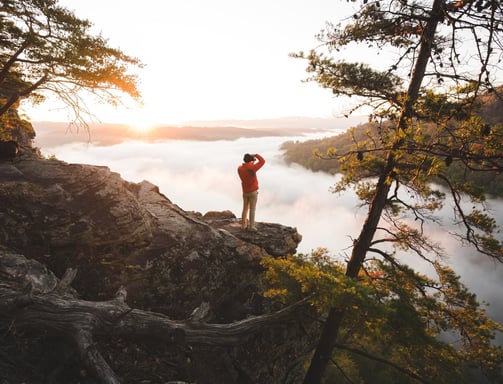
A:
237;153;265;230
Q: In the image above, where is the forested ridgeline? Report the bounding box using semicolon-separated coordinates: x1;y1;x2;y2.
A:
281;88;503;198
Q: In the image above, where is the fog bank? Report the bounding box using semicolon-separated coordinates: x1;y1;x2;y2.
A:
34;134;503;341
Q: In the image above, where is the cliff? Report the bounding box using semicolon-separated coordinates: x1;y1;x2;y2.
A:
0;147;313;384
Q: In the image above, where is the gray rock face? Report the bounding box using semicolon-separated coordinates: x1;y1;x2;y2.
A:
0;147;302;322
0;148;313;383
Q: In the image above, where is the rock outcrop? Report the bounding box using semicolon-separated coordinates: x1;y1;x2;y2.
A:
0;147;312;384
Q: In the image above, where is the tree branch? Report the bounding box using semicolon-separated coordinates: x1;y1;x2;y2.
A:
0;282;309;383
334;343;432;384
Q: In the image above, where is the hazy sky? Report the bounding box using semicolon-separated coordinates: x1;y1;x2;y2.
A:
23;0;368;127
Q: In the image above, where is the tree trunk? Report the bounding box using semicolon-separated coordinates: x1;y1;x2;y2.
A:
302;1;445;382
0;252;309;384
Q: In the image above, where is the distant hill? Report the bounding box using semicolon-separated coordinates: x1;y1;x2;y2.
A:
281;91;503;198
182;115;367;130
32;115;367;148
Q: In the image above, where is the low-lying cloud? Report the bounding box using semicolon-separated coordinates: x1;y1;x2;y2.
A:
35;133;503;341
40;136;367;252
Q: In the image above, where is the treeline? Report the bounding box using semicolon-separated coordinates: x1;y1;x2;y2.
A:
281;91;503;198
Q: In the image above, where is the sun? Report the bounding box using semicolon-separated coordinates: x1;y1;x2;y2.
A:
121;101;189;133
128;121;154;134
125;108;160;134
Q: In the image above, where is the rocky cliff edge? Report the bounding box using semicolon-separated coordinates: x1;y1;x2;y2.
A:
0;147;310;383
0;147;302;320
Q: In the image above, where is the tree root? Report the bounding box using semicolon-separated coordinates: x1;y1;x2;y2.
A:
0;251;308;383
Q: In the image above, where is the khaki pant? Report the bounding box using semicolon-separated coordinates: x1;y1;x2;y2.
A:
241;190;258;229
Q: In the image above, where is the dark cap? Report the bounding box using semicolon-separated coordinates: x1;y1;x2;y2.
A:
243;153;255;163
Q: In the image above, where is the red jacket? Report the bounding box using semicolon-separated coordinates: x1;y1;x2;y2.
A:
238;154;265;193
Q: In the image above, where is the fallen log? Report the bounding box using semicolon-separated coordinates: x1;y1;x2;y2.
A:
0;249;309;383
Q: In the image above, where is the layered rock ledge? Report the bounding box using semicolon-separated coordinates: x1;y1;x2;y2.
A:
0;147;302;319
0;147;311;383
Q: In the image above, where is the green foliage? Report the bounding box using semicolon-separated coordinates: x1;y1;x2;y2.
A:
0;0;142;123
295;1;503;382
262;249;503;383
262;248;373;311
281;89;503;198
297;53;403;109
283;104;503;261
0;108;35;144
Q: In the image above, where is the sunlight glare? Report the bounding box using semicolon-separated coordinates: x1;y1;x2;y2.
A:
128;121;154;134
125;108;159;134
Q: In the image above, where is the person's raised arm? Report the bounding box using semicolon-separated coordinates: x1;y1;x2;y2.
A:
254;154;265;170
